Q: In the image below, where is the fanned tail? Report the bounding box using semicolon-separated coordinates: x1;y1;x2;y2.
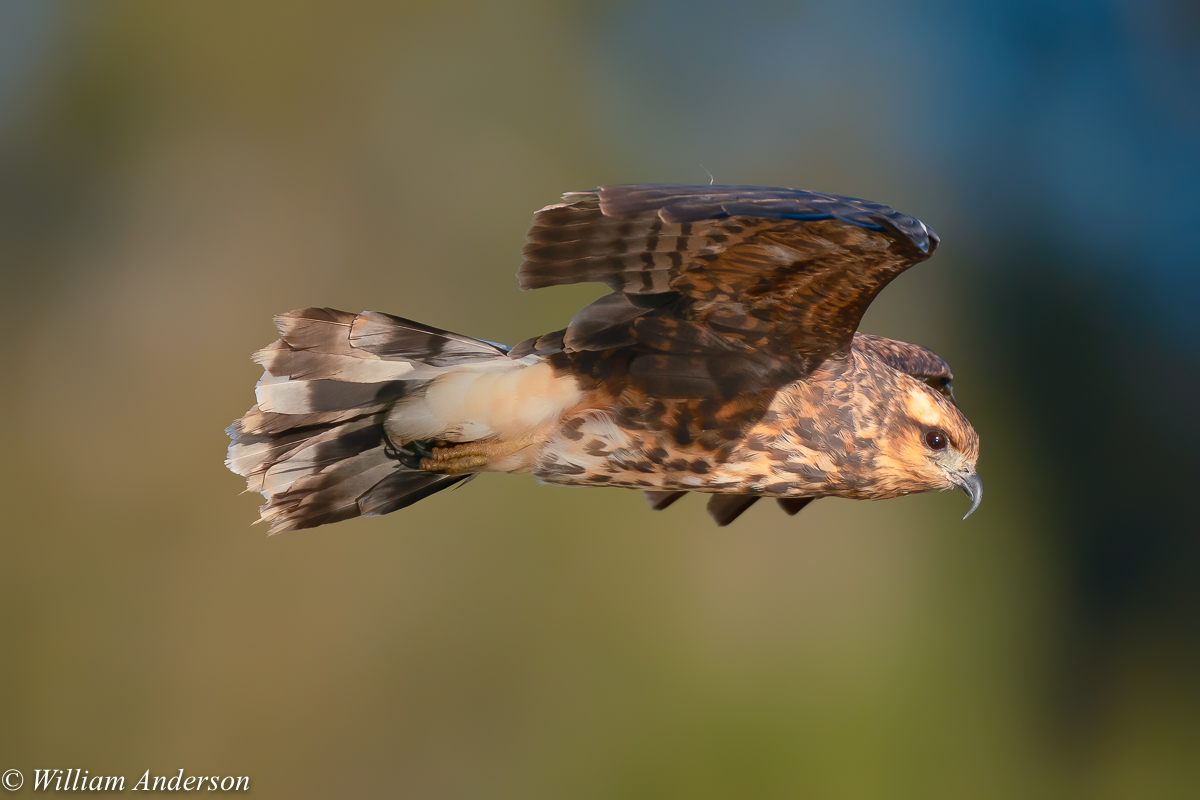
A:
226;308;508;533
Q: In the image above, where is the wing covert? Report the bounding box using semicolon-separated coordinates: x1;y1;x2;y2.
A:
519;184;939;368
853;332;956;404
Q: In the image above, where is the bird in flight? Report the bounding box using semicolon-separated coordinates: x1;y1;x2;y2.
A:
227;184;981;533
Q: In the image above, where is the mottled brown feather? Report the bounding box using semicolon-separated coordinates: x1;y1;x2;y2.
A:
519;185;938;369
852;332;956;403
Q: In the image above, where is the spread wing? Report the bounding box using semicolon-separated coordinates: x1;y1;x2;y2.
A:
518;185;938;372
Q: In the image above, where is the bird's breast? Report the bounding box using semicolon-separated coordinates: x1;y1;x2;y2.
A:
531;373;864;497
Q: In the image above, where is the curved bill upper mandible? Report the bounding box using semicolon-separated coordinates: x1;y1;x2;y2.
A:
955;472;984;520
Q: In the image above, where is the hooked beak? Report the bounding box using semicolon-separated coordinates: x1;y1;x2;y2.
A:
953;472;983;519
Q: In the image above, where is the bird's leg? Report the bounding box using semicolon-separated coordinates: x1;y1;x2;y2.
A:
419;438;535;474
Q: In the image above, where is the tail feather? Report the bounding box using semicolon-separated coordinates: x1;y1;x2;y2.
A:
261;447;398;532
358;470;473;517
260;447;471;532
254;375;410;414
253;340;416;383
348;311;510;363
227;307;508;533
231;406;373;437
233;415;383;497
227;408;387;494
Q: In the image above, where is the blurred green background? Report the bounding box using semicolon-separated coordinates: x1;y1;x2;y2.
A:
2;2;1198;798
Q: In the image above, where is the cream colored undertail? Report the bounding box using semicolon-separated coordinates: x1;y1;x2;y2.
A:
384;358;582;470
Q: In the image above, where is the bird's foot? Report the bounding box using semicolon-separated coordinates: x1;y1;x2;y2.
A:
419;438;533;474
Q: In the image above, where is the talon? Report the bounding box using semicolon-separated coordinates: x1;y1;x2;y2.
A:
385;435;438;469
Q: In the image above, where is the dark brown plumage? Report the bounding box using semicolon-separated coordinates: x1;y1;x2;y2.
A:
227;185;981;533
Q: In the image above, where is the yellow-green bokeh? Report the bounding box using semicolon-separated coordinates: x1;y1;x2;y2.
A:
2;2;1197;798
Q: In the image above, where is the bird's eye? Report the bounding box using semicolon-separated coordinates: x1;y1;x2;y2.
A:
924;429;948;450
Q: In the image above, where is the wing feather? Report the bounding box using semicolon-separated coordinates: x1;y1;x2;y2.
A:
644;490;687;510
519;185;938;367
852;333;956;403
706;494;760;526
641;490;817;524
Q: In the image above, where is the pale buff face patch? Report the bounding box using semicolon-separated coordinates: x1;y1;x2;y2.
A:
904;386;943;428
897;379;980;465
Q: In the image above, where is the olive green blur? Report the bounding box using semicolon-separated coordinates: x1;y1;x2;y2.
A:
2;2;1198;798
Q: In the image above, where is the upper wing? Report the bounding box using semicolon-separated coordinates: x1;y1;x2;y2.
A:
852;332;956;404
518;185;938;370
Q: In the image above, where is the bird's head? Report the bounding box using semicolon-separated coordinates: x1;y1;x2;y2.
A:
870;374;982;517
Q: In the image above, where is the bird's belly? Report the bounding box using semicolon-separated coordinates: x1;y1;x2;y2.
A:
530;409;843;497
